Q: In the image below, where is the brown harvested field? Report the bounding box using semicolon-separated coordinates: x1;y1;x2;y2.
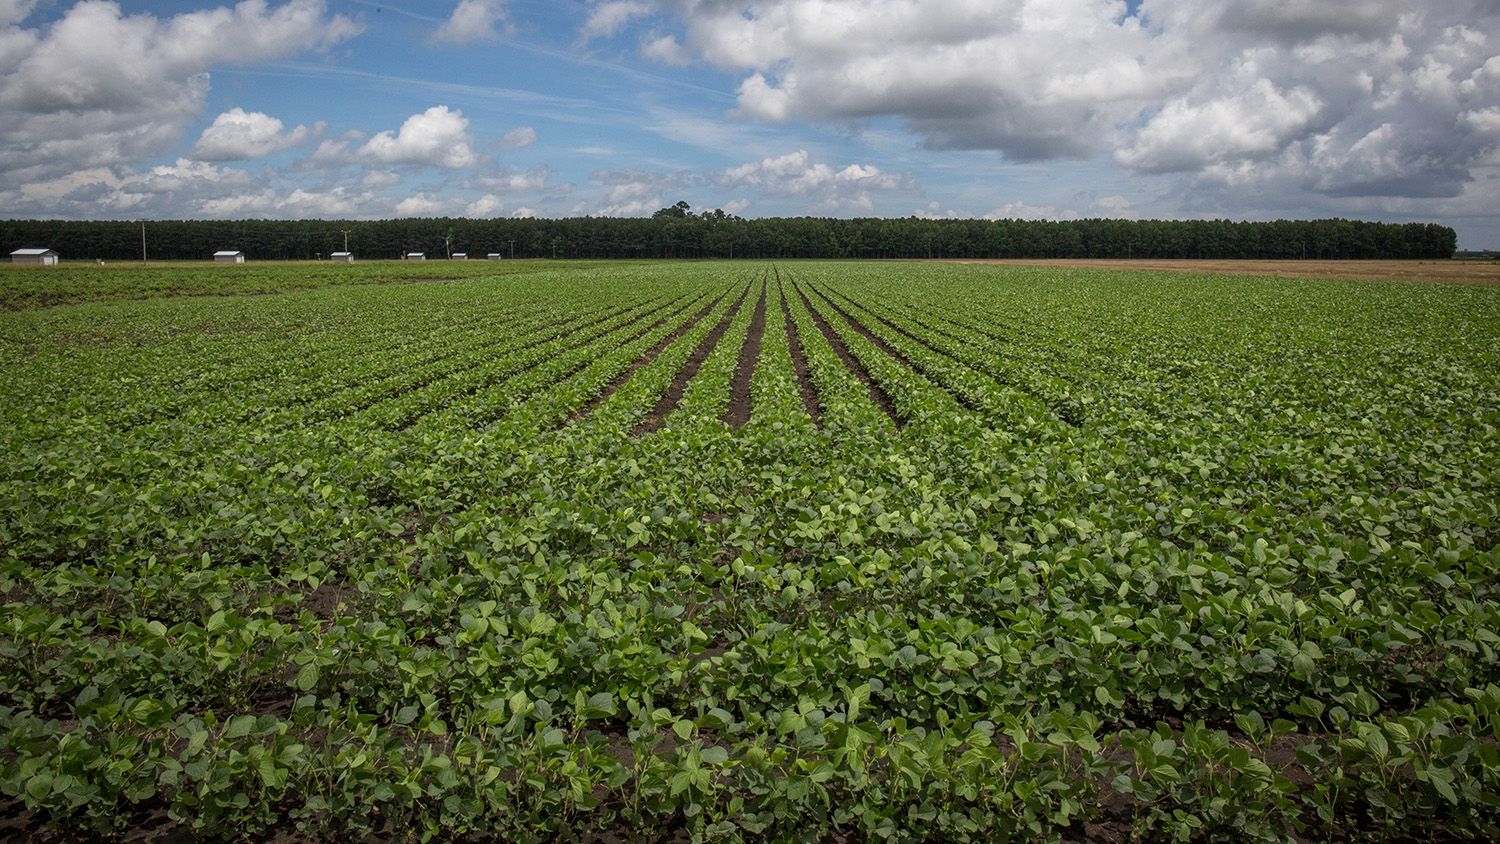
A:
937;258;1500;285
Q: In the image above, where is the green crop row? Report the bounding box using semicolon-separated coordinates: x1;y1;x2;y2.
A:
3;260;1498;841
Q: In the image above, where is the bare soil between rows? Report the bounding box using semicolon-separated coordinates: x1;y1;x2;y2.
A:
934;258;1500;285
790;275;902;428
633;281;753;435
724;275;768;429
776;275;823;423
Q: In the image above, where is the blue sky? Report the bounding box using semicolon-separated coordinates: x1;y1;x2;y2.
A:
2;1;1498;247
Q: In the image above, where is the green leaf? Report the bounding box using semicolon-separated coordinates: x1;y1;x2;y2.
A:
1149;764;1180;782
1235;711;1265;739
185;729;209;757
1291;652;1315;681
1425;765;1459;804
24;772;52;802
703;707;734;730
223;715;257;739
586;692;616;717
294;663;319;692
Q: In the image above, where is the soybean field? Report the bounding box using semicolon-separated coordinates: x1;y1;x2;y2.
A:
2;260;1498;841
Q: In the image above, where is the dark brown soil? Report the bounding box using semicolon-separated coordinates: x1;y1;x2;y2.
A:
723;274;768;429
633;280;753;435
392;298;675;431
251;306;587;431
460;291;715;431
789;274;902;428
0;726;1432;843
564;286;731;426
807;283;985;415
304;581;363;620
775;272;823;424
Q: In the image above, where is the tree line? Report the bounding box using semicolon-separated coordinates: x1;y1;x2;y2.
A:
1;210;1457;262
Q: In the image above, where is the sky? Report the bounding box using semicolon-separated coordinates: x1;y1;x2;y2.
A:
2;1;1498;248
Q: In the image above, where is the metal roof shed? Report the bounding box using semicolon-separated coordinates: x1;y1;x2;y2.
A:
213;250;245;263
452;252;468;260
11;248;58;265
406;252;426;261
331;252;354;262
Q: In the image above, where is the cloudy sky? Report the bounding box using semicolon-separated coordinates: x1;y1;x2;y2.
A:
2;1;1498;247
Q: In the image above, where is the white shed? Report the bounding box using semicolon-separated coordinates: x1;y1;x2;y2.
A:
452;252;468;260
213;250;245;264
10;248;58;265
487;253;503;260
406;252;426;261
331;252;354;263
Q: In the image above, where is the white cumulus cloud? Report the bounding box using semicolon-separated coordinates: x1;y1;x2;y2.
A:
600;0;1500;199
500;126;537;149
0;0;360;183
466;194;504;217
983;201;1079;222
733;73;792;122
0;0;38;27
641;33;690;65
721;149;907;211
191;108;311;161
361;170;401;189
473;165;551;192
433;0;511;44
580;1;652;43
1116;79;1325;173
395;194;446;216
357;106;478;169
15;157;259;218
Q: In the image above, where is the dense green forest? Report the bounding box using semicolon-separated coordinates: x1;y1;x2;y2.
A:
2;210;1456;262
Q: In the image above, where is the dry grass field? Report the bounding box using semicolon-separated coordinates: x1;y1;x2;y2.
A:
941;258;1500;285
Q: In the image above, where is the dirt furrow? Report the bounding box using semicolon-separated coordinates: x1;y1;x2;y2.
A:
789;274;902;428
776;271;823;424
818;286;1081;425
806;282;982;416
723;273;769;428
465;289;714;432
562;285;734;427
922;305;1082;387
120;304;570;433
297;309;609;423
633;280;755;435
389;298;681;431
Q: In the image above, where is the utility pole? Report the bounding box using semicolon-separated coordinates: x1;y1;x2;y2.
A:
140;221;146;264
341;229;350;252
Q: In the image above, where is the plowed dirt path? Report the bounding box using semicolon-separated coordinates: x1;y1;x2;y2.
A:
935;259;1500;285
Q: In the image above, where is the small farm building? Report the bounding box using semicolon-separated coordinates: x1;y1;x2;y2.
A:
331;252;354;262
487;253;503;260
406;252;426;261
10;248;59;265
452;253;468;260
214;250;245;264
